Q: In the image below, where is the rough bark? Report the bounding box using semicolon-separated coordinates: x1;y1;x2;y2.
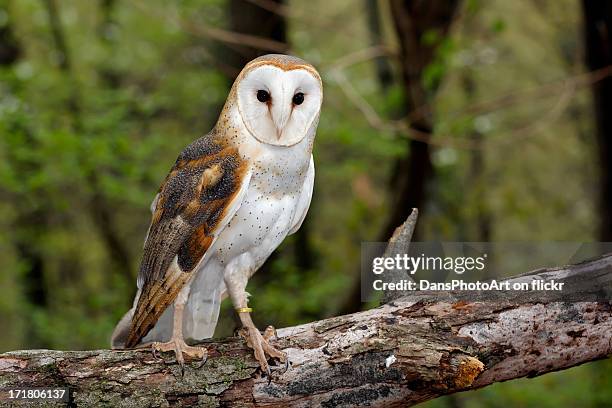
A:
1;254;611;407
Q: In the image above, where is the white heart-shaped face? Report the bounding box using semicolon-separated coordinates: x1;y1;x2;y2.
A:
236;65;322;147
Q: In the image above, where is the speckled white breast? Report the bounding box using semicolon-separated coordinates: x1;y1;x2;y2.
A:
213;104;314;269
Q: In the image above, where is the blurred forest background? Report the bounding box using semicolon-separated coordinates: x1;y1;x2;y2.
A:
0;0;611;406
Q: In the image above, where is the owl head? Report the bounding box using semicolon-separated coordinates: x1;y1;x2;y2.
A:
230;54;323;147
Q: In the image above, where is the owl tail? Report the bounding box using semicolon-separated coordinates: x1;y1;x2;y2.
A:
111;260;225;347
110;308;133;349
182;259;226;342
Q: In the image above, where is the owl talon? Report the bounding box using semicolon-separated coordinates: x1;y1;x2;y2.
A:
264;360;288;384
269;358;289;374
195;349;208;369
241;324;286;377
263;325;277;341
152;339;207;375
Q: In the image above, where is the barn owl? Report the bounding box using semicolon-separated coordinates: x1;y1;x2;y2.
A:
111;54;322;375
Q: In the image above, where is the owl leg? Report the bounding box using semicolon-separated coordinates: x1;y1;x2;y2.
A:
225;255;287;375
151;284;207;374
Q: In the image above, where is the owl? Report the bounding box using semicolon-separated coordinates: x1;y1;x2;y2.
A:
111;54;323;375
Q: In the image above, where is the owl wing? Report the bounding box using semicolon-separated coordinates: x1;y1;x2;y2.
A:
125;135;251;348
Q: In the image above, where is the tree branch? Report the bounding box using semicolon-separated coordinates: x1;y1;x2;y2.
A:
382;207;418;303
1;254;611;407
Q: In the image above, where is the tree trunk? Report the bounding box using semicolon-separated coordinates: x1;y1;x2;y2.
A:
382;0;461;242
0;1;20;65
1;254;610;407
365;0;394;92
582;0;612;242
223;0;288;77
340;0;461;316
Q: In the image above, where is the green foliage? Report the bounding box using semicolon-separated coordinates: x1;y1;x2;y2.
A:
491;18;506;33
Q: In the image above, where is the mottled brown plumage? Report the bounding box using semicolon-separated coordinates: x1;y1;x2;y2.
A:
125;134;248;348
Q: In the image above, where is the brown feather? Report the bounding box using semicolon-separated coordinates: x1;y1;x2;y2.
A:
125;134;249;348
126;265;190;347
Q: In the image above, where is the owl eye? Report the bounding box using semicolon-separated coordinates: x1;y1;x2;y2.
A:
257;90;270;103
292;92;304;105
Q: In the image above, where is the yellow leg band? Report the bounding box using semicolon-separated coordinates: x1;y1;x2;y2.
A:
236;307;253;313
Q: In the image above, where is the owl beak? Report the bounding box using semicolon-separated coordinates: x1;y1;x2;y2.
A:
272;101;291;140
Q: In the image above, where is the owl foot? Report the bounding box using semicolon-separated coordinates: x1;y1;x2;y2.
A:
152;338;207;376
240;325;287;377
